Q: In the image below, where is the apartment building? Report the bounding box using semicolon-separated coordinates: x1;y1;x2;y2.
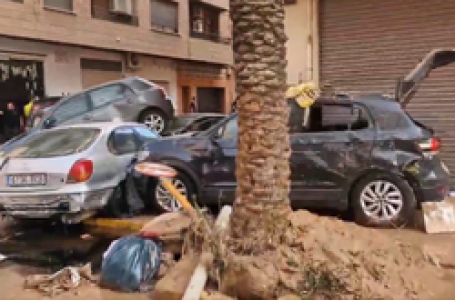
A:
0;0;234;114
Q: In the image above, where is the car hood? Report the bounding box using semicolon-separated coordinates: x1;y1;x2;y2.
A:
397;49;455;107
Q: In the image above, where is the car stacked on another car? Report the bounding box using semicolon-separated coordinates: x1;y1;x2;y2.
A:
36;77;174;134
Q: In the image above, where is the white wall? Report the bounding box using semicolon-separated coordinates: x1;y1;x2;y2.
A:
284;0;318;85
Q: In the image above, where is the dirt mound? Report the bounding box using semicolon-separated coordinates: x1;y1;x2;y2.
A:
221;210;448;299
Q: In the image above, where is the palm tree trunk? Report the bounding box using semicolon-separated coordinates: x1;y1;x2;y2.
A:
230;0;292;253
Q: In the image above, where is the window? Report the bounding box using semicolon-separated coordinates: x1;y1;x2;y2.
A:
129;79;153;92
290;103;371;133
91;0;138;26
43;0;73;11
3;0;23;4
12;128;100;158
186;117;221;132
190;3;220;40
109;127;139;155
150;0;178;33
88;84;135;109
52;94;91;125
218;117;237;139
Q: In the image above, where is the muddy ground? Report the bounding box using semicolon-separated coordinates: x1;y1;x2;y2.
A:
2;215;455;300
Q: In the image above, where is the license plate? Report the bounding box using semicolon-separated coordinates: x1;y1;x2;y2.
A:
7;174;47;187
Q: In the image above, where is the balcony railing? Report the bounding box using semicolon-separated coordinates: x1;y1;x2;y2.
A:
91;5;139;26
190;31;231;44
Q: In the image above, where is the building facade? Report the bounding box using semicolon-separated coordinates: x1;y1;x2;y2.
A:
0;0;234;114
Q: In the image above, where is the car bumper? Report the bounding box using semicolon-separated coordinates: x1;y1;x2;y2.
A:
415;180;450;204
0;188;114;218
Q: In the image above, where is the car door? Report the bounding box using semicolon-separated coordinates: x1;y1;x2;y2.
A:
290;102;375;209
88;84;138;122
200;116;238;204
46;93;92;127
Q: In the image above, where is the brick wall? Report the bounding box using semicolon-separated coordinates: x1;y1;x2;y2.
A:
0;0;233;65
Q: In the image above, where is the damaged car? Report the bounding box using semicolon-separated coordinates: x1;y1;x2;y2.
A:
137;49;454;227
0;122;160;221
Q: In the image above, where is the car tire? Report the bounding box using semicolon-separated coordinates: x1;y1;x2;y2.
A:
139;109;168;134
351;172;416;228
151;171;196;213
105;183;129;218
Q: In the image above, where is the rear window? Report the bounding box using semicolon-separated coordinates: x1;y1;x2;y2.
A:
367;105;412;131
11;128;100;158
129;79;153;92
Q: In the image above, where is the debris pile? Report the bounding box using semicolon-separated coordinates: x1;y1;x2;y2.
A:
217;210;447;300
18;208;449;300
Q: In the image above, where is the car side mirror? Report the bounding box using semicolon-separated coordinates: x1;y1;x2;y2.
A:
43;117;56;129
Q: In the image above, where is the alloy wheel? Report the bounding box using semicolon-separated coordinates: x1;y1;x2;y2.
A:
360;180;404;221
144;114;165;133
155;178;187;212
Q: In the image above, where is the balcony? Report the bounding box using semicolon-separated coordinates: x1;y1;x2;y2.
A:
190;31;231;45
91;1;139;26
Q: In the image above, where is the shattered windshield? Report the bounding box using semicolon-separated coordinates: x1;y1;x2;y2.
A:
10;128;101;158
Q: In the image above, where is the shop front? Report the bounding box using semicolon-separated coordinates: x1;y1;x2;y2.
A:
177;61;233;114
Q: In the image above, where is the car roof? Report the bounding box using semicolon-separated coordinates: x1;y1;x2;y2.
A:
83;76;150;92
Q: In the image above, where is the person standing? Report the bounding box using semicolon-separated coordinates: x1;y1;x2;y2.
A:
1;102;22;140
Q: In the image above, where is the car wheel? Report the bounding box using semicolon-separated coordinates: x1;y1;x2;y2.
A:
152;172;195;213
351;172;416;228
139;109;168;134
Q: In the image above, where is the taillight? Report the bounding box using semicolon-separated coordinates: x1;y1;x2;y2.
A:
418;137;441;154
67;159;93;183
33;105;41;112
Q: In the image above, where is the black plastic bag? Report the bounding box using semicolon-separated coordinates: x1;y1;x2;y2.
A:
100;235;162;292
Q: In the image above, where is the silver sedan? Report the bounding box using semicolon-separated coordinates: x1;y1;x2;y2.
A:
0;122;159;220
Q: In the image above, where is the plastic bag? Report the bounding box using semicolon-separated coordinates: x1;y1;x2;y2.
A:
100;235;162;292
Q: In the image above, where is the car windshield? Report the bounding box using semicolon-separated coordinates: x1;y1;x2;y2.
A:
169;116;200;131
9;128;101;158
194;115;235;137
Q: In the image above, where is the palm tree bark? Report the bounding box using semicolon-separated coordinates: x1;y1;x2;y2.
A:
230;0;291;254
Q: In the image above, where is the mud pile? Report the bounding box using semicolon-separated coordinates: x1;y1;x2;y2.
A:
221;210;448;300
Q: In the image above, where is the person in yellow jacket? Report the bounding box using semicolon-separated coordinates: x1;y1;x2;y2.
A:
24;96;37;120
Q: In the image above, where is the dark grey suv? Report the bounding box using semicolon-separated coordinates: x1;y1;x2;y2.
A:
38;77;174;134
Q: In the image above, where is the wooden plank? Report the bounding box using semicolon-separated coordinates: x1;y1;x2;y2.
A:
182;206;233;300
150;253;200;300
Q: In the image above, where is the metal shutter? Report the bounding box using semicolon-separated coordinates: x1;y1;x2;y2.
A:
320;0;455;186
80;59;123;89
